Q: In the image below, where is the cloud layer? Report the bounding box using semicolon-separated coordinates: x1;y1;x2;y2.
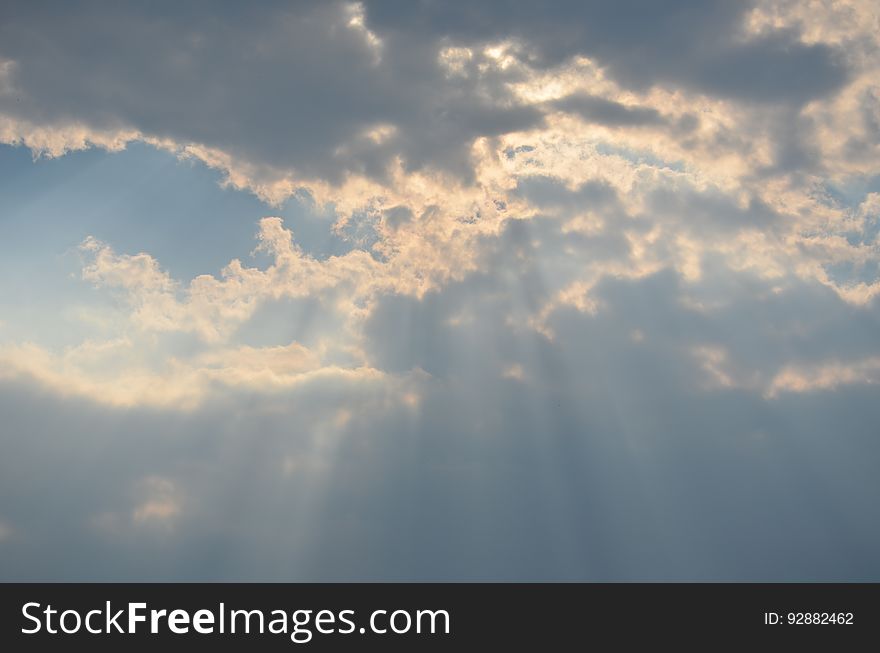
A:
0;0;878;580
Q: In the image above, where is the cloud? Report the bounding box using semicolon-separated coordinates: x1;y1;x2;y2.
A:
768;357;880;397
362;1;848;103
552;93;667;127
2;253;880;580
0;1;542;185
131;477;182;526
0;1;879;581
0;0;866;205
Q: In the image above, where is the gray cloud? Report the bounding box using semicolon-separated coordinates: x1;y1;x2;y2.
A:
514;176;621;212
552;93;666;127
0;0;850;187
363;0;848;104
0;0;877;584
692;31;847;105
3;227;879;580
0;1;541;182
647;187;784;235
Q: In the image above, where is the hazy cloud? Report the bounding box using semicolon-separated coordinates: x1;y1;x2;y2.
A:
0;0;878;581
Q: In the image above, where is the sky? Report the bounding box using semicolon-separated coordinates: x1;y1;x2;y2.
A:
0;0;879;581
